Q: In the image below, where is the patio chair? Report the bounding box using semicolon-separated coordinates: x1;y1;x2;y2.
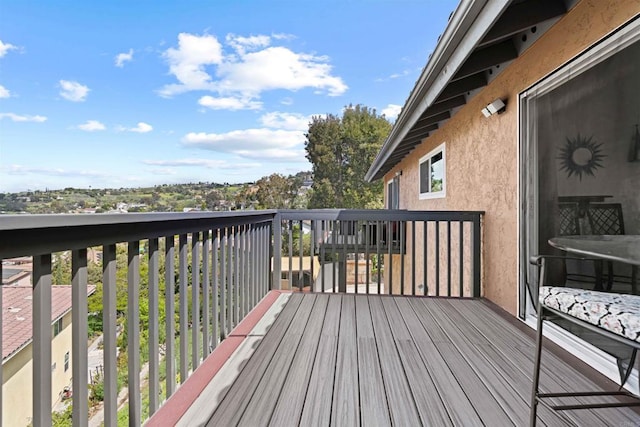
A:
587;203;637;294
558;203;580;236
528;256;640;426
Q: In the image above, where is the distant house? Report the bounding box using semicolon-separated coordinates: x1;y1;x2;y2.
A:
2;285;95;426
366;0;639;386
2;268;31;287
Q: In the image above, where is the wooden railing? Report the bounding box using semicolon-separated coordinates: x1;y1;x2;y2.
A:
274;210;483;297
0;209;483;426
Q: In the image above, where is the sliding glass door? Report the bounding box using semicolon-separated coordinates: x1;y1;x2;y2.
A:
519;18;640;369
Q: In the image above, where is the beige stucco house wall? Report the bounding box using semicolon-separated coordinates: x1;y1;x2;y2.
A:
2;310;73;427
384;0;640;315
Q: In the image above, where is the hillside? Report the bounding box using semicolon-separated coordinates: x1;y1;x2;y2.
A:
0;172;312;214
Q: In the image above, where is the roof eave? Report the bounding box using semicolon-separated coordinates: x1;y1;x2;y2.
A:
365;0;512;182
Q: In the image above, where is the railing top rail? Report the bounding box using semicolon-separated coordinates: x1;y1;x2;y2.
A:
0;211;276;259
0;210;277;231
276;209;485;222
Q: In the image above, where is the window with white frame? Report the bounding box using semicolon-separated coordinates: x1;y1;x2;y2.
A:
387;176;399;209
419;143;446;199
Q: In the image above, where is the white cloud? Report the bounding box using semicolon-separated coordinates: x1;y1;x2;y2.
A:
115;49;134;67
131;122;153;133
182;128;306;162
158;32;347;107
6;164;106;177
198;95;261;111
280;97;293;106
260;112;310;131
381;104;402;121
118;122;153;133
0;112;47;122
144;158;261;170
77;120;106;131
226;34;270;55
59;80;90;102
0;40;17;58
0;85;10;98
158;33;223;97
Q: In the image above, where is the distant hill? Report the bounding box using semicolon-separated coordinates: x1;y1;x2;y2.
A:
0;172;312;214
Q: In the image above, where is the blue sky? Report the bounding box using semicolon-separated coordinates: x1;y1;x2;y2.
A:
0;0;458;193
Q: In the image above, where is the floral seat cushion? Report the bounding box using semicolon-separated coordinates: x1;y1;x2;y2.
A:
540;286;640;344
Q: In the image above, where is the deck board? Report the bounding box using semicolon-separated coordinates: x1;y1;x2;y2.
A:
354;296;392;427
187;294;640;427
268;294;329;427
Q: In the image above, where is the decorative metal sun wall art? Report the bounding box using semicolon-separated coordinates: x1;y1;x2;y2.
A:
557;133;606;180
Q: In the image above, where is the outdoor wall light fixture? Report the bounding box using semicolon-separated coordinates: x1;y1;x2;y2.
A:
481;98;506;118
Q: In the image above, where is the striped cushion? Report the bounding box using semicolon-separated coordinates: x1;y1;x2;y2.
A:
540;286;640;343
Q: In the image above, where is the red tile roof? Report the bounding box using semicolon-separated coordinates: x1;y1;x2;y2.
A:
2;285;95;361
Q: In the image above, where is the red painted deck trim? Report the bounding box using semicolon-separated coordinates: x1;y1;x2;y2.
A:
146;290;289;426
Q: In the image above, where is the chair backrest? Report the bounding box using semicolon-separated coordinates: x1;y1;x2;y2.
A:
558;203;580;236
587;203;625;235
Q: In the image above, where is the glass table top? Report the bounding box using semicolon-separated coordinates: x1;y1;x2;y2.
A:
549;235;640;266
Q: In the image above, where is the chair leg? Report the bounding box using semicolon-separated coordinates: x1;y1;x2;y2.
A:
530;304;545;427
632;266;638;295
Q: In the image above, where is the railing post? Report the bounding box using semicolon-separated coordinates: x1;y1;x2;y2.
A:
273;212;282;290
473;214;482;297
32;254;52;427
71;249;89;426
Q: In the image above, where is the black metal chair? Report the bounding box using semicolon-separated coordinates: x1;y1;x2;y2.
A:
587;203;637;294
558;203;580;236
529;256;640;426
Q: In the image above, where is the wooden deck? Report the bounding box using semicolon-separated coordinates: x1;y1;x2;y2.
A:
177;293;639;426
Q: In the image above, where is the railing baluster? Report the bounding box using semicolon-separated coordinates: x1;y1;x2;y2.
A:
148;238;160;414
288;220;293;290
447;221;452;297
220;228;227;339
202;230;210;359
71;249;89;426
473;215;482;297
459;221;464;297
103;244;117;426
240;224;247;318
32;254;52;427
212;229;219;349
127;241;141;426
411;221;416;296
164;236;176;398
400;220;405;295
192;232;200;370
298;220;304;291
227;228;234;329
435;221;440;296
234;226;240;325
423;222;428;296
365;221;370;295
178;234;188;383
0;264;3;427
376;220;382;294
387;220;393;295
354;220;359;294
310;220;316;292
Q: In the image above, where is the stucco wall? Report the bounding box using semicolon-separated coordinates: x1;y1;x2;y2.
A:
2;311;73;426
385;0;640;315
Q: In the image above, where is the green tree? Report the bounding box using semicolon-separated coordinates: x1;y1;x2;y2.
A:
305;104;391;209
255;173;298;209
